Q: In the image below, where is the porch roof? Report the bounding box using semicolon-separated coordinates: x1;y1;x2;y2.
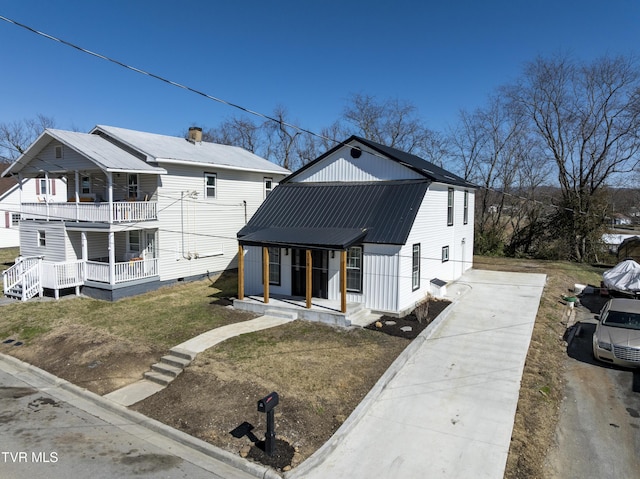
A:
238;179;429;248
239;227;367;250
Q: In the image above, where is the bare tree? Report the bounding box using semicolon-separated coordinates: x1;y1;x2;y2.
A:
506;54;640;261
203;116;261;153
0;114;56;161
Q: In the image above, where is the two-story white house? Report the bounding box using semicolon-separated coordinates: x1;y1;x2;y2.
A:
235;136;476;323
0;170;66;248
1;125;289;301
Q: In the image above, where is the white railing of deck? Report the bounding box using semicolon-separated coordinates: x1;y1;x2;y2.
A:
21;201;157;223
41;261;85;290
86;258;158;284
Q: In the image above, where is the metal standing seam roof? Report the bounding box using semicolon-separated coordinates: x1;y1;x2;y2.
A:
93;125;290;175
237;180;430;248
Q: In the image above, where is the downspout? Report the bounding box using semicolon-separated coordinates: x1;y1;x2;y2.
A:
244;200;247;224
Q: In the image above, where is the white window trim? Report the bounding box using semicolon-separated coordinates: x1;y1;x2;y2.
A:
346;246;363;293
127;230;141;255
442;245;450;262
447;188;454;226
55;145;63;159
38;230;46;247
463;190;469;225
264;177;273;198
412;244;420;291
205;172;217;199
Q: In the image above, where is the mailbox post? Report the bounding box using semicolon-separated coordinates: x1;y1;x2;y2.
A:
257;391;279;456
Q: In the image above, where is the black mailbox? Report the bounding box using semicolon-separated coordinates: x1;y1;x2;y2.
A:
257;392;279;413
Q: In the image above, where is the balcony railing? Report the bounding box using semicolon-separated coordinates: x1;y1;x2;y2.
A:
86;258;158;284
21;201;158;223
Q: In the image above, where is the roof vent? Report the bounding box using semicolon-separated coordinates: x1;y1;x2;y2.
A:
187;126;202;143
350;147;362;158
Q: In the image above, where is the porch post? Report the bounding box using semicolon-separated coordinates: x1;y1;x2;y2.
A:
340;250;347;313
107;172;114;223
74;170;80;221
238;244;245;300
262;246;269;304
306;249;312;309
108;231;116;285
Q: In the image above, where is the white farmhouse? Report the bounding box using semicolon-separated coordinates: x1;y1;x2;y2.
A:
235;136;475;324
1;126;288;300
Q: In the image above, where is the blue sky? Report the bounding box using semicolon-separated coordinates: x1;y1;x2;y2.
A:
1;0;639;141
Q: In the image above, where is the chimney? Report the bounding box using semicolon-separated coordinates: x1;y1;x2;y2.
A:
187;126;203;143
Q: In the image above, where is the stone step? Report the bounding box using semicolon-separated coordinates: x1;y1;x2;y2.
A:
168;347;196;361
264;309;299;320
151;362;183;378
143;370;175;386
161;354;191;369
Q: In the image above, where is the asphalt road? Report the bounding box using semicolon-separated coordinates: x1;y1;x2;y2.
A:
545;295;640;478
0;357;261;479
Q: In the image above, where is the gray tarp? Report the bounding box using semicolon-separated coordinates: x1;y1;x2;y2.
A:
603;259;640;293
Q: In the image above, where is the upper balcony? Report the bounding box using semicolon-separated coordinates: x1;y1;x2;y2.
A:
21;199;158;223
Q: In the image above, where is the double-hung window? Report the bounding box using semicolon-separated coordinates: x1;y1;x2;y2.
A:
346;246;363;293
264;177;273;198
463;190;469;225
267;247;281;285
412;244;420;290
127;174;139;199
447;188;454;226
38;230;46;247
205;173;217;199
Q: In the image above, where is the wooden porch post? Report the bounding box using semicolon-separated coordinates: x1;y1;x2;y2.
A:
238;244;244;300
340;250;347;313
306;249;312;309
262;246;269;304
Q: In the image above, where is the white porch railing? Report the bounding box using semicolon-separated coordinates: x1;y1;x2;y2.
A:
21;201;157;223
41;260;85;294
2;256;43;301
85;258;159;284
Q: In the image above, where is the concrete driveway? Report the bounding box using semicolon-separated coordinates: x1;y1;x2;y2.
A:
288;269;547;479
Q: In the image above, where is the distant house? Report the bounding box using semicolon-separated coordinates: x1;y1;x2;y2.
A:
1;126;288;300
618;236;640;262
0;170;66;249
235;136;476;322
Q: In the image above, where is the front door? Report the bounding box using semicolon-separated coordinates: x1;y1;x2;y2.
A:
291;249;328;299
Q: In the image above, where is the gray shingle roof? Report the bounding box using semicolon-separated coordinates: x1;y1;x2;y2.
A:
238;180;430;248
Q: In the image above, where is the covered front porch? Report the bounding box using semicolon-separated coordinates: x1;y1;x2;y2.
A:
233;294;375;328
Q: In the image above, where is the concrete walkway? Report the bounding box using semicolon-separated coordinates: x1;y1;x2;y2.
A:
104;314;296;406
288;269;547;479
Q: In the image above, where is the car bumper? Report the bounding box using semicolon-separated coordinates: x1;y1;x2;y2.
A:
593;340;640;368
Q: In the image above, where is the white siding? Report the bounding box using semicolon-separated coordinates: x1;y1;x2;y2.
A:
31;140;97;173
19;221;67;262
156;165;285;281
294;148;423;182
398;184;475;312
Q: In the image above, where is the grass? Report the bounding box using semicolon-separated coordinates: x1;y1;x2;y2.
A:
473;256;604;479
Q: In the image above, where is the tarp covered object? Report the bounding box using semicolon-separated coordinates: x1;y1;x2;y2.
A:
603;259;640;293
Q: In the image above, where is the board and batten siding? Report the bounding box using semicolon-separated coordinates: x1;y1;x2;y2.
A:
156;164;283;282
398;183;474;312
293;148;423;183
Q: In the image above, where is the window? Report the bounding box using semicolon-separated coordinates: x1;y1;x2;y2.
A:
128;230;140;254
39;179;48;196
346;246;363;293
55;145;63;159
265;247;281;285
11;213;20;227
463;190;469;225
264;177;273;198
127;174;139;199
81;176;92;195
447;188;454;226
442;246;450;262
38;230;46;247
205;173;217;199
412;244;420;290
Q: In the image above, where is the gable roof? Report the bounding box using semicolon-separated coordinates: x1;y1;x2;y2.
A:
283;135;475;188
93;125;290;175
238;180;429;249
